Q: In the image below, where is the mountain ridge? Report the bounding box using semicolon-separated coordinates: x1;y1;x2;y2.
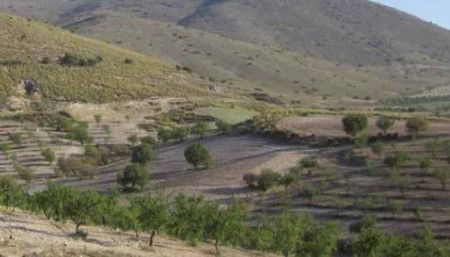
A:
2;0;450;103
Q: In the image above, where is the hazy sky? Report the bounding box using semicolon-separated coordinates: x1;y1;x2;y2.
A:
371;0;450;30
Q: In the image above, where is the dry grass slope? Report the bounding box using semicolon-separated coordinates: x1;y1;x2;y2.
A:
3;1;450;103
0;13;210;103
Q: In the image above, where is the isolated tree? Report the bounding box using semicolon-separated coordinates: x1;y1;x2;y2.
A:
130;195;169;245
117;163;149;191
70;123;92;145
131;143;154;165
127;133;139;147
405;117;428;139
432;168;450;191
384;151;410;171
376;116;395;135
191;121;208;138
184;143;213;169
342;114;368;137
216;119;232;134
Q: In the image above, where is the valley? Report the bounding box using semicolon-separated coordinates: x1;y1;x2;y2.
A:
0;1;450;256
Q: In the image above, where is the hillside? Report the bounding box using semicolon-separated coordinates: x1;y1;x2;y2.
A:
0;13;210;103
3;0;450;66
0;210;270;257
2;0;450;103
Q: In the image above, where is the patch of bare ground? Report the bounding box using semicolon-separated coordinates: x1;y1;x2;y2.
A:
0;210;275;257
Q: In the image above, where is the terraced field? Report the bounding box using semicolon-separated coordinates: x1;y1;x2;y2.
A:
0;122;83;178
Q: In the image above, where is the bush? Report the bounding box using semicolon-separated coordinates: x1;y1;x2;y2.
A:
243;169;281;191
140;136;156;146
41;56;51;64
216;119;232;134
57;157;98;179
59;53;102;67
243;173;259;189
41;148;56;163
191;121;208;138
158;128;172;143
8;133;22;145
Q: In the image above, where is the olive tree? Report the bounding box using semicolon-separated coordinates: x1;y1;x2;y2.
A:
64;190;104;235
342;114;368;137
130;195;169;245
184;143;213;169
384;151;410;172
405;117;428;139
117;163;149;192
376;116;395;135
272;212;302;257
131;143;155;165
205;199;248;254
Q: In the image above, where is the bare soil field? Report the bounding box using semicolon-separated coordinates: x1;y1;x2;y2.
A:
0;210;272;257
48;134;312;200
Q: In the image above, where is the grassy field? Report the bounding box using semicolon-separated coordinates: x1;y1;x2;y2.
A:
195;106;258;124
0;13;210;103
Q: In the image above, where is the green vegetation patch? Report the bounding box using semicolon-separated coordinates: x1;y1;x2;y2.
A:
195;107;257;124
